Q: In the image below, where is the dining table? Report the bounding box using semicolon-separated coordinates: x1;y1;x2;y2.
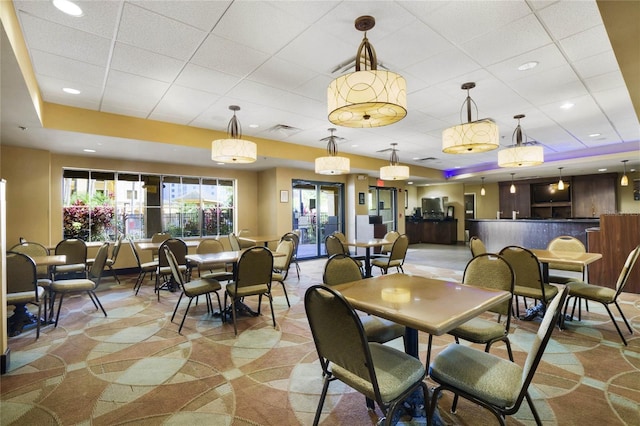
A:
7;254;67;336
341;238;390;277
529;248;602;283
136;240;200;252
238;235;281;247
333;273;510;423
186;250;285;320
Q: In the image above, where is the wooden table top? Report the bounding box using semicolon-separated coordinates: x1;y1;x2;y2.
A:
137;240;200;251
31;255;67;266
342;238;390;248
334;273;510;336
530;249;602;267
186;250;284;265
239;235;282;244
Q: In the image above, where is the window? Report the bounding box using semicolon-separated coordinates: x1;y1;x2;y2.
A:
63;169;235;241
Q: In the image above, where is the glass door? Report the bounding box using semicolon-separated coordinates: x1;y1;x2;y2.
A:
368;186;397;233
292;180;344;259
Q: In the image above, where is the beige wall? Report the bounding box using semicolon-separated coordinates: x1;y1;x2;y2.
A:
418;183;466;242
464;182;501;219
619;174;640;213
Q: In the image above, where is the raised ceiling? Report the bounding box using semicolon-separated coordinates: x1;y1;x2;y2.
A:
2;0;639;184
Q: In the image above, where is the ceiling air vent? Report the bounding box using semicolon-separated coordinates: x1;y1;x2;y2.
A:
267;124;302;137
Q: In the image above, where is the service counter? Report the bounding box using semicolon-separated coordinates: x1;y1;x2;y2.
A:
405;219;457;245
467;218;600;253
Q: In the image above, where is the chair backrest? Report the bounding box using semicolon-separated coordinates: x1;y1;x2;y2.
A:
281;232;299;257
547;236;586;273
325;234;346;257
516;287;568;409
275;239;294;269
613;244;640;298
9;241;49;278
323;254;363;286
388;234;409;264
463;253;514;317
151;232;171;243
158;239;188;268
304;285;381;397
55;238;87;264
88;242;110;282
332;231;347;244
197;239;224;254
228;233;241;251
381;230;400;253
6;251;38;295
163;245;187;290
499;246;544;292
111;233;124;262
469;236;487;257
235;246;273;289
128;238;142;268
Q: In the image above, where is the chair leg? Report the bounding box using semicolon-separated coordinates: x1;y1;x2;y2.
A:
268;293;276;328
605;303;628;346
425;334;433;370
525;391;543;426
178;298;194;334
54;293;65;327
35;302;42;339
280;281;291;307
313;376;331;426
428;386;443;426
108;265;120;284
231;297;238;335
614;301;633;334
90;291;107;317
171;293;185;322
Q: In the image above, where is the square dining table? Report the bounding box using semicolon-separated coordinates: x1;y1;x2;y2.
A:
529;249;602;283
333;273;511;358
341;238;390;277
238;235;282;247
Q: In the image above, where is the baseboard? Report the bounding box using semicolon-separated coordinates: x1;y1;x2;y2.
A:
1;348;10;375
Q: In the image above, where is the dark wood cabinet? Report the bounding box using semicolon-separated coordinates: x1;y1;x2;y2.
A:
498;182;531;217
405;220;457;244
572;174;617;217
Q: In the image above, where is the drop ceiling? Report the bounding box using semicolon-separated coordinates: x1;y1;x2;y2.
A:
1;0;639;184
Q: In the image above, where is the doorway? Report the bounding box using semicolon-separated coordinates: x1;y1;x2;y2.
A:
292;180;344;259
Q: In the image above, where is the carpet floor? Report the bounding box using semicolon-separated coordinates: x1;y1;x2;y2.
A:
2;253;639;425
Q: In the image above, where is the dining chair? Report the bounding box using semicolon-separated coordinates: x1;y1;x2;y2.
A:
163;245;223;334
562;244;640;346
129;238;158;295
53;238;87;280
371;234;409;275
228;233;241;251
469;236;487;257
194;239;234;282
425;253;515;369
427;286;568;426
224;246;275;335
156;238;188;301
499;245;558;319
105;233;124;284
323;254;405;345
546;236;590;316
6;251;45;339
325;234;364;274
271;238;294;307
305;284;428;426
282;231;301;278
50;242;109;327
150;232;171;260
373;230;400;259
10;241;53;321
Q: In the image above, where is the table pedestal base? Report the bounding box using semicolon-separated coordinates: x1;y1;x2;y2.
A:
7;304;40;337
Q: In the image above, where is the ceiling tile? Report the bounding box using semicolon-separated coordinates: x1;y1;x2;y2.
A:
584;70;626;93
191;33;270;77
30;49;106;89
36;75;102;109
102;70;170;113
110;42;185;82
486;44;566;82
150;85;218;123
130;0;231;32
537;0;602;40
247;57;318;92
405;48;481;87
117;3;206;61
509;64;587;105
559;25;612;62
174;63;240;95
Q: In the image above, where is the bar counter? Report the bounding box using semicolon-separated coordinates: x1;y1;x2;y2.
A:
467;218;599;253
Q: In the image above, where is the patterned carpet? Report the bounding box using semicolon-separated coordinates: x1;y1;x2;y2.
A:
2;256;639;425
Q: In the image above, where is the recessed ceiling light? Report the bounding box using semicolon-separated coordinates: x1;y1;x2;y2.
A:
52;0;83;17
560;102;574;110
589;133;601;137
216;163;225;166
83;149;96;153
63;87;81;94
249;124;259;128
407;181;413;185
351;144;358;148
412;157;420;160
598;168;607;172
517;61;538;71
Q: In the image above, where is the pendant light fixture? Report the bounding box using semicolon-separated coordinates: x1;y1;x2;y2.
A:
510;173;516;194
315;128;350;175
621;160;629;186
442;82;499;154
498;114;544;167
327;16;407;128
557;167;565;191
480;177;486;196
380;143;410;181
211;105;257;164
